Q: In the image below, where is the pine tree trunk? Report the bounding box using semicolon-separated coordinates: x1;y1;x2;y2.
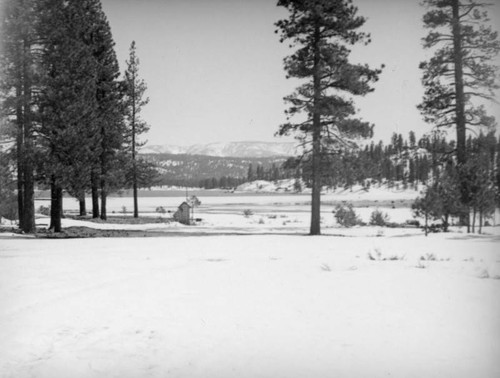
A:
91;171;99;218
443;213;449;232
59;190;64;219
132;79;139;218
133;181;138;218
16;92;25;230
22;154;35;232
99;120;107;221
479;209;483;234
451;0;469;229
100;179;107;221
451;0;466;168
22;50;35;233
49;177;62;232
472;207;476;233
310;24;322;236
79;197;86;216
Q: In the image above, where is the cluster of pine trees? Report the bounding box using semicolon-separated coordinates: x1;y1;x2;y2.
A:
0;0;154;232
199;162;295;190
246;162;293;183
285;130;499;200
413;132;499;234
199;176;247;190
276;0;499;235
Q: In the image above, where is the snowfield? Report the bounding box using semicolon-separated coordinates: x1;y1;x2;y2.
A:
1;233;499;378
2;186;500;377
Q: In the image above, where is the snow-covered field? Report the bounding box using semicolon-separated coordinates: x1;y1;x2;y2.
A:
1;234;499;377
1;186;499;377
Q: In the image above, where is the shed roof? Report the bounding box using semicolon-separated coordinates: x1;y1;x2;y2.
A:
178;201;191;209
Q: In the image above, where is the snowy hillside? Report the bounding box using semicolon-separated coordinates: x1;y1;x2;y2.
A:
236;179;423;201
140;141;297;158
138;144;187;154
144;154;287;185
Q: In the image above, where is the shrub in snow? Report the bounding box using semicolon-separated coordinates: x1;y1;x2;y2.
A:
293;179;303;192
38;205;50;216
369;209;390;226
405;219;420;227
156;206;166;214
420;253;436;261
333;203;360;227
243;209;253;217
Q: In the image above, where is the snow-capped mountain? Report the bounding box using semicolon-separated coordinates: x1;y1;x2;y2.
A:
140;141;297;158
138;144;187;155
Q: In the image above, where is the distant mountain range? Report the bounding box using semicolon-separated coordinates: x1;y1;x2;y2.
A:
140;141;297;158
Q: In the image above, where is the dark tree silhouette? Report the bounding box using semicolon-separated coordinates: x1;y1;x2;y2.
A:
275;0;382;234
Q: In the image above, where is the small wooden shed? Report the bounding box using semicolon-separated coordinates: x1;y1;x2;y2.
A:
173;201;191;225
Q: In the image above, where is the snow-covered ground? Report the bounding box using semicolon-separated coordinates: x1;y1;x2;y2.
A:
2;185;499;377
0;233;499;378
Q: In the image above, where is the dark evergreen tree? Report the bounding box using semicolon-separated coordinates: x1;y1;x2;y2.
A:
123;40;150;218
465;132;497;232
275;0;382;235
412;186;442;236
418;0;499;228
37;0;99;232
434;165;463;231
0;149;18;220
91;2;125;221
247;163;255;181
409;131;416;148
0;0;38;232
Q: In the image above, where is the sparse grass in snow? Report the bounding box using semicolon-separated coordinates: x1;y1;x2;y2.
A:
421;253;437;261
320;263;332;272
478;269;490;279
419;253;451;262
367;248;405;261
415;260;428;269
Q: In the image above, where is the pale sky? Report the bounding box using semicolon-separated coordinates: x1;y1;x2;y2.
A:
100;0;500;147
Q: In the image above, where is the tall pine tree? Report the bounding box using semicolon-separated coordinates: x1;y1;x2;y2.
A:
90;1;125;221
37;0;99;232
275;0;382;235
418;0;499;229
123;41;150;218
0;0;38;233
